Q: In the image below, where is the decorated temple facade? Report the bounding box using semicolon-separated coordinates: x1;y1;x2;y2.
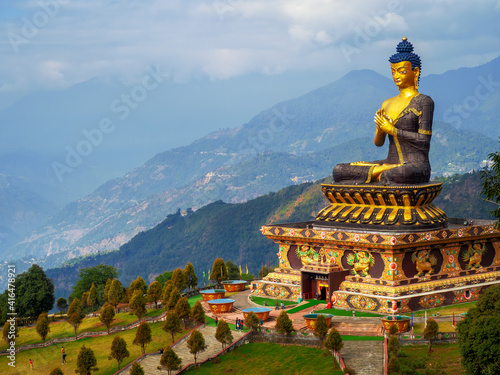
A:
254;216;500;314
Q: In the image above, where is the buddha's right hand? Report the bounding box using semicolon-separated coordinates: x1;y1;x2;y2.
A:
374;109;395;136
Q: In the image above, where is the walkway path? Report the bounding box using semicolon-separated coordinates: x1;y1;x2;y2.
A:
138;325;247;374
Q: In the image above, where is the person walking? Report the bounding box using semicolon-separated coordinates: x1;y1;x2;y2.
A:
62;346;67;364
29;359;34;370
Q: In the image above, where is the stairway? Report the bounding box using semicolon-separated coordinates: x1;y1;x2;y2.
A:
341;341;384;375
333;321;384;336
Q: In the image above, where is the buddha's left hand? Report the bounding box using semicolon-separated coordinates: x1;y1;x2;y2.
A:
374;110;395;135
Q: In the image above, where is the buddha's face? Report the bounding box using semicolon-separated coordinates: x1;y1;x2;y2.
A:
391;61;419;88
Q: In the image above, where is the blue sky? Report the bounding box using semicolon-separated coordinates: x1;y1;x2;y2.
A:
1;0;499;106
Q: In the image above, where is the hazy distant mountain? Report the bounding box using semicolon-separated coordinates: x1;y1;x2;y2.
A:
0;174;57;252
7;57;500;270
0;72;334;207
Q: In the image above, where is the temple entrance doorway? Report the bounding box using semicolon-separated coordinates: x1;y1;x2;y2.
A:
300;268;351;301
320;286;327;300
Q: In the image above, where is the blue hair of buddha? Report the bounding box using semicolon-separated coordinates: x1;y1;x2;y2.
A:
389;37;421;73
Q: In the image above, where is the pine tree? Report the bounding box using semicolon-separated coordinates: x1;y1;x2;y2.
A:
2;319;18;343
133;321;152;354
161;281;175;307
129;362;145;375
191;301;206;325
108;279;125;308
174;297;191;329
183;262;198;291
129;291;147;320
244;312;260;336
423;318;439;353
324;326;343;352
67;298;85;338
36;312;50;342
275;311;294;346
147;281;162;309
171;269;186;291
81;292;89;313
103;278;112;302
87;283;97;313
75;345;98;374
108;336;129;370
210;258;227;284
128;277;148;300
166;288;181;311
99;302;116;333
313;314;328;347
215;319;233;349
159;346;182;375
187;329;207;365
163;311;182;343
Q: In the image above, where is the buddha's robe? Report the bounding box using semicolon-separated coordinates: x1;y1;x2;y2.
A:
333;94;434;184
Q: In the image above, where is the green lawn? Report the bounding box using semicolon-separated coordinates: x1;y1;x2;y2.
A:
286;299;324;314
342;335;384;341
317;307;382;318
402;301;476;317
0;321;188;375
188;342;344;375
410;321;456;335
250;296;297;308
188;294;203;307
398;342;465;375
0;309;166;351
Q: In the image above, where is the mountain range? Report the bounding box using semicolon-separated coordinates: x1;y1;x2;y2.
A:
4;56;500;275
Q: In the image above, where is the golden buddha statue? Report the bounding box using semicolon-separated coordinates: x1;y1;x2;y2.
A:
333;37;434;185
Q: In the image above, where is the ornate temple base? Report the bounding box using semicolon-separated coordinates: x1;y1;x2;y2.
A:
254;218;500;313
316;183;447;232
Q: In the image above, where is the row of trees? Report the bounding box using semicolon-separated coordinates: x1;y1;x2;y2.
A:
210;258;257;283
0;254;266;326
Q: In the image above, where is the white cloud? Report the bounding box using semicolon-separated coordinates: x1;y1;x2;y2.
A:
0;0;499;97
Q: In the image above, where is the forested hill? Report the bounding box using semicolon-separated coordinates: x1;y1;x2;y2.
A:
46;180;327;298
46;170;497;299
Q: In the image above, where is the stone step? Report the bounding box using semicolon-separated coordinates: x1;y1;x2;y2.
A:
333;322;384;336
341;341;384;375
